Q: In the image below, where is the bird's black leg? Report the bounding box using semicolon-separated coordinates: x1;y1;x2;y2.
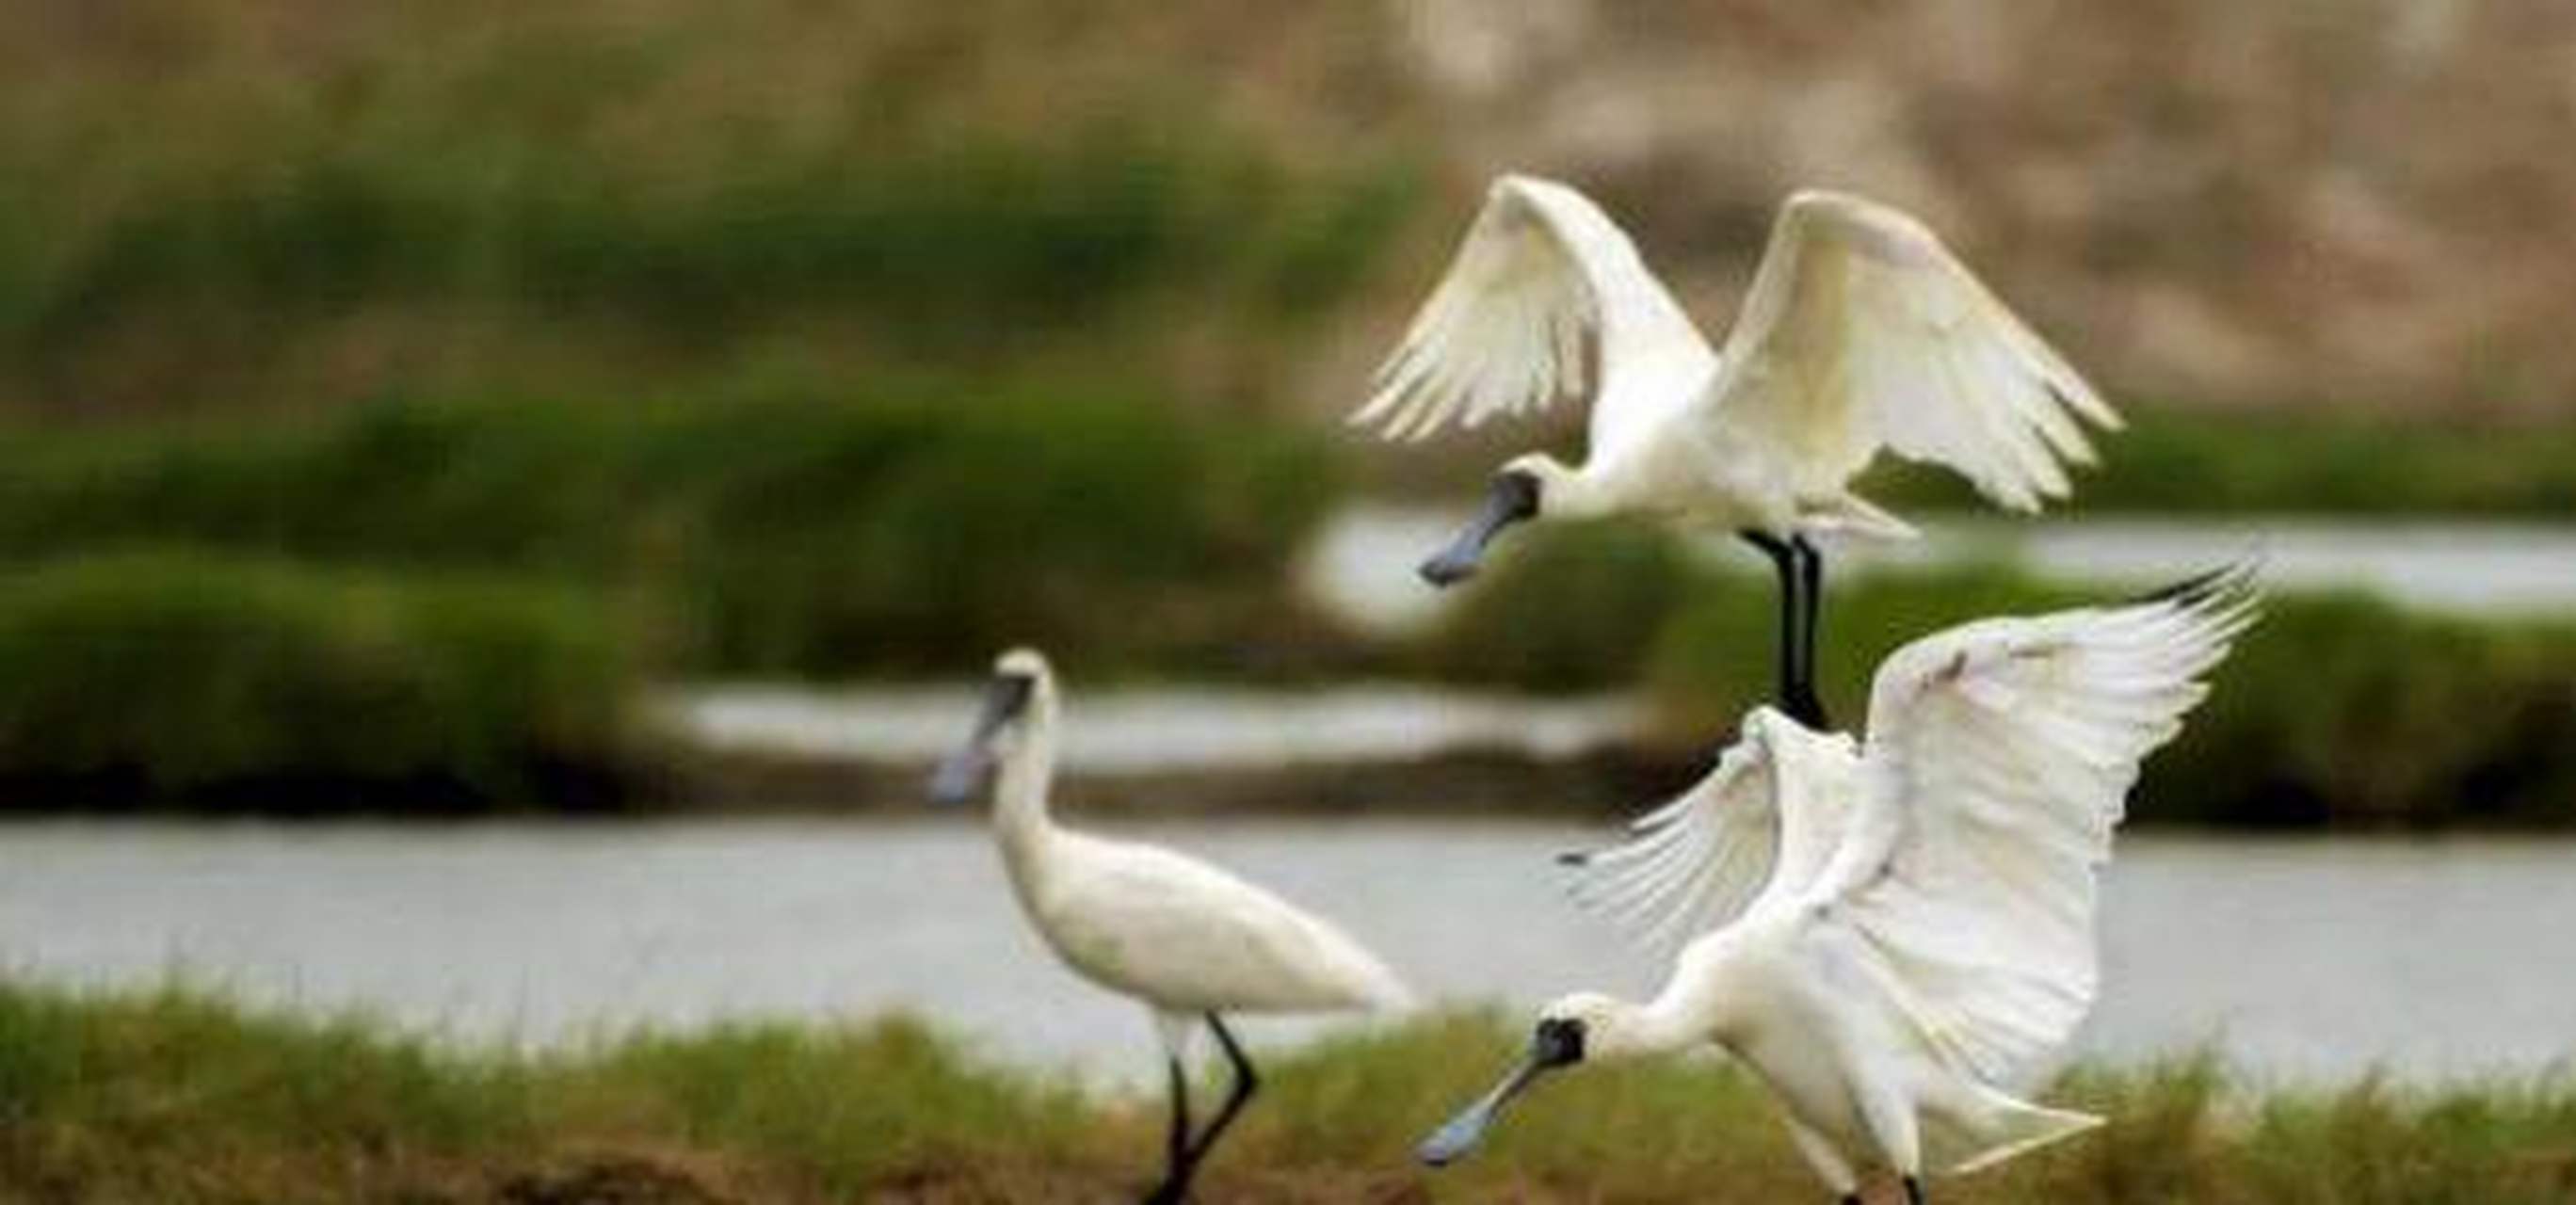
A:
1146;1055;1191;1203
1739;530;1802;718
1904;1175;1927;1205
1164;1060;1190;1189
1787;535;1829;729
1146;1014;1260;1204
1188;1014;1262;1170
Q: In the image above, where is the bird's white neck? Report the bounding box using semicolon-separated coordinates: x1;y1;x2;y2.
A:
991;686;1065;886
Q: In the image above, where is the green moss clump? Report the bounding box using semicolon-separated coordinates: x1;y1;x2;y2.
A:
0;551;636;811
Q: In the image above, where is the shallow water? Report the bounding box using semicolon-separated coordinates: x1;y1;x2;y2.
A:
673;684;1644;771
1302;507;2576;635
2;819;2568;1084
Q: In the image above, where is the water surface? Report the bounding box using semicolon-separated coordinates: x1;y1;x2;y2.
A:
2;820;2568;1084
1304;507;2576;635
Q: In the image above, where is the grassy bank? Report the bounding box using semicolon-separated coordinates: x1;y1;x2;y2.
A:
1;982;2570;1204
0;552;637;811
1427;528;2576;830
0;380;1343;679
0;381;1351;811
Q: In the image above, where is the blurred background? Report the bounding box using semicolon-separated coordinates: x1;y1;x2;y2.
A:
2;0;2573;1121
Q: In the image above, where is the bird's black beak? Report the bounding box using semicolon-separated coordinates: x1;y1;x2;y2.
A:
1417;1018;1585;1165
927;673;1036;806
1418;471;1541;588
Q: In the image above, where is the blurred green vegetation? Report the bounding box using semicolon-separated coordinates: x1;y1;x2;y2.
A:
2;0;2572;817
1872;410;2576;517
1412;522;1696;693
0;980;1096;1201
0;552;636;811
1430;529;2576;829
0;0;1422;420
0;379;1343;680
0;1;1398;811
0;381;1344;809
4;982;2571;1204
0;127;1413;389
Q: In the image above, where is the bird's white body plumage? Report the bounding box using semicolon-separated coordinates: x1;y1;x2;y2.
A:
1355;175;2118;538
983;656;1410;1036
1554;570;2257;1192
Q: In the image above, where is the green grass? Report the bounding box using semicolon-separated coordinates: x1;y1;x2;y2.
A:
0;551;637;811
1428;529;2576;829
1866;409;2576;517
0;378;1344;679
0;981;1098;1203
4;129;1407;345
0;0;1425;420
3;982;2571;1204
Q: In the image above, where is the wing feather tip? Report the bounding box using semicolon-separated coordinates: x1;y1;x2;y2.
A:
2128;557;2262;612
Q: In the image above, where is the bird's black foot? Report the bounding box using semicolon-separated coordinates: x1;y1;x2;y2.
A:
1905;1176;1926;1205
1141;1178;1191;1205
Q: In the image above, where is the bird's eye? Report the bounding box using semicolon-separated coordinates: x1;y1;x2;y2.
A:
1533;1017;1587;1065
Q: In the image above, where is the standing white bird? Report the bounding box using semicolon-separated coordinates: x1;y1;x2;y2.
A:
929;649;1411;1204
1414;566;2258;1203
1354;176;2119;726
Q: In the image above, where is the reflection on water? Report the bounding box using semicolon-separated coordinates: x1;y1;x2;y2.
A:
0;818;2569;1084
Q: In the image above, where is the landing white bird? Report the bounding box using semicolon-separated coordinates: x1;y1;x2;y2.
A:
1354;176;2118;726
1416;566;2257;1204
929;649;1411;1204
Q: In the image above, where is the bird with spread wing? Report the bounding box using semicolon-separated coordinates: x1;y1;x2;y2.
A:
1355;177;2117;727
1413;564;2258;1204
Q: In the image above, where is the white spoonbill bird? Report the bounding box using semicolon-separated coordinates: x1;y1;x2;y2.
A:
929;649;1411;1204
1416;565;2258;1204
1354;177;2118;727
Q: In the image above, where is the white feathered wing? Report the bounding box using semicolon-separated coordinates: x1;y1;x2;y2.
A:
1816;566;2259;1097
1350;175;1715;451
1560;707;1862;958
1708;190;2119;514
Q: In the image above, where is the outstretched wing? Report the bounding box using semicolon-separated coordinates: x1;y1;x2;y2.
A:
1819;565;2259;1085
1561;709;1860;956
1352;174;1711;448
1709;190;2118;511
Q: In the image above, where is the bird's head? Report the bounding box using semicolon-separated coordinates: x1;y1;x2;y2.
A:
926;648;1053;806
1417;992;1631;1166
1417;456;1570;587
